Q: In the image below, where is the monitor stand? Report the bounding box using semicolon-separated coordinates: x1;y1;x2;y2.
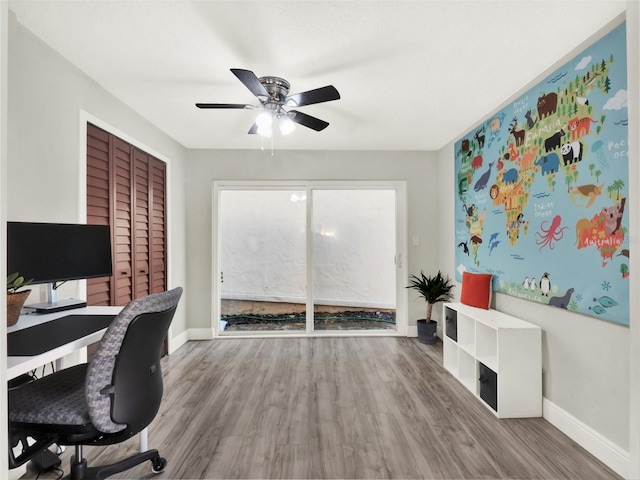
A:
26;283;87;314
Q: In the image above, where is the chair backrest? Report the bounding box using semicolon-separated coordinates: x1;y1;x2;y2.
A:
85;287;183;434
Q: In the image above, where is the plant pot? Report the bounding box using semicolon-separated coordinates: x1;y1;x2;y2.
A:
417;319;438;344
7;290;31;327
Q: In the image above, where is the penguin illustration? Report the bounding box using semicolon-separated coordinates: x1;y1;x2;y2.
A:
530;277;537;292
522;276;530;290
540;273;551;297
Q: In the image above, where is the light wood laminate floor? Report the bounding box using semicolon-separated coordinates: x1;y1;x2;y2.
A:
22;337;620;479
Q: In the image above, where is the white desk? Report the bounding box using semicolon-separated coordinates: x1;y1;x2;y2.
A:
7;306;123;380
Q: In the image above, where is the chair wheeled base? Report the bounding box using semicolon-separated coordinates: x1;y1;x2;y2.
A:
66;445;167;480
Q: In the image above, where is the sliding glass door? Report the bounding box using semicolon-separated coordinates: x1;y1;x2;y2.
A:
312;189;397;331
218;189;307;332
214;182;406;335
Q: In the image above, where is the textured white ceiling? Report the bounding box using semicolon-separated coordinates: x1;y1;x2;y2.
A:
9;0;626;151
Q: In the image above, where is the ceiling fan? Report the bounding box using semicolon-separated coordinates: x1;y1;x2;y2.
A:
196;68;340;137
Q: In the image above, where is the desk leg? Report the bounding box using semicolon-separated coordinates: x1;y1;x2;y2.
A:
140;428;148;452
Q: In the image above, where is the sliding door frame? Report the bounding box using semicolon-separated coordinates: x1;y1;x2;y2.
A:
212;180;408;337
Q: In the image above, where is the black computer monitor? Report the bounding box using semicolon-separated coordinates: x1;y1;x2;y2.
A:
7;221;113;312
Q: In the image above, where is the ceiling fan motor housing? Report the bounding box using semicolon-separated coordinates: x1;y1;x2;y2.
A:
259;76;290;103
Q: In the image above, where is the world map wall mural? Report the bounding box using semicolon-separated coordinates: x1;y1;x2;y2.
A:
454;22;628;326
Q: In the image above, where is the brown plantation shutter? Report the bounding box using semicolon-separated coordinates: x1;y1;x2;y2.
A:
86;126;112;305
86;123;167;306
133;149;150;298
113;136;134;305
150;159;167;294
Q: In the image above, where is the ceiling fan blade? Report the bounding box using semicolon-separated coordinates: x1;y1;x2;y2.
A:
289;110;329;131
195;103;253;109
248;123;259;134
285;85;340;107
230;68;269;99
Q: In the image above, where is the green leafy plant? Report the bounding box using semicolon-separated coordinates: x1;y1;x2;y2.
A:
407;270;455;320
7;272;33;294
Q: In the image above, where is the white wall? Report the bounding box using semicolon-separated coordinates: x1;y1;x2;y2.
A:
186;149;438;331
626;1;640;477
6;13;189;337
219;188;397;308
437;12;637;474
0;1;9;475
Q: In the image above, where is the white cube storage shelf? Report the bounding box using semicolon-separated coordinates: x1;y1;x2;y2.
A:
442;302;542;418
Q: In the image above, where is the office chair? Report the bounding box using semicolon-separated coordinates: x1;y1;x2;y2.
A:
8;287;183;479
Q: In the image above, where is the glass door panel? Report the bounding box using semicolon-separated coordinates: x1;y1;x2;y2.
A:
312;190;397;331
219;190;306;332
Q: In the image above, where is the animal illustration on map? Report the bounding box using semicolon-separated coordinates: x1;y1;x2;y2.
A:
489;238;500;255
508;117;526;147
539;273;551;296
569;183;604;208
474;127;485;149
602;198;625;235
463;203;477;228
536;215;568;251
591;140;609;169
461;139;470;155
537;92;558;119
525;110;537;129
567;116;598;140
544;129;565;152
561;141;584;165
522;277;530;289
519;146;538;171
506;142;520;162
473;162;493;192
595;296;618;308
548;288;574;309
458;241;469;256
530;278;537;292
472;155;483;169
574;217;595;246
502;168;518;184
589;295;617;315
534;153;560;176
487;112;506;147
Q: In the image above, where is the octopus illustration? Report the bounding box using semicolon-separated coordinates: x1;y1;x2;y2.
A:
536;215;568;251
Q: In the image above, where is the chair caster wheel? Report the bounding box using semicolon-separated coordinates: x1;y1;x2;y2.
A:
151;456;167;473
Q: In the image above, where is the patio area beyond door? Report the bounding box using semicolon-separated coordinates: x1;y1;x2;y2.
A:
214;182;407;336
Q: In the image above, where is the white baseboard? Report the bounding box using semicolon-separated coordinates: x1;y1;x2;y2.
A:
187;328;215;341
168;328;215;354
543;398;629;478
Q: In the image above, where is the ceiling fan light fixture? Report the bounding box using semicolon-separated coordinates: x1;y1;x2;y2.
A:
257;125;272;137
256;109;272;128
255;109;273;137
278;114;296;135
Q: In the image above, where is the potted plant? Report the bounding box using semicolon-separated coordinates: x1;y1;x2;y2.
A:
7;272;32;327
407;270;455;344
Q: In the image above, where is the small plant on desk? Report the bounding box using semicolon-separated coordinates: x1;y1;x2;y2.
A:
7;272;33;327
7;272;33;294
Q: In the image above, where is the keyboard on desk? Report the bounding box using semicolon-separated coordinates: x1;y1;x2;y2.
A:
7;314;116;356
